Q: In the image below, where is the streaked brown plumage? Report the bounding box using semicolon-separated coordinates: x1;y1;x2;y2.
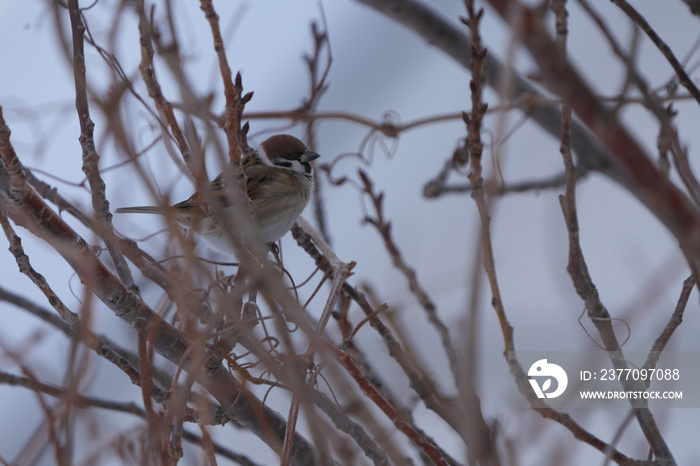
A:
116;134;319;253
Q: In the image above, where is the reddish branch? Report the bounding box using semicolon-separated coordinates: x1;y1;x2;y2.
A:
302;21;333;242
485;0;700;282
560;125;676;465
0;109;318;464
23;169;214;324
642;275;695;377
358;170;460;371
0;117;26;203
460;0;513;358
135;0;260;273
461;3;488;165
0;370;259;465
291;224;466;464
543;2;676;464
0;284;172;406
536;406;643;465
67;0;136;290
355;0;615;178
199;0;251;161
0;215;79;327
577;0;700;208
612;0;700;106
197;1;259;268
355;167;491;459
135;2;196;177
330;346;449;466
458;4;507;465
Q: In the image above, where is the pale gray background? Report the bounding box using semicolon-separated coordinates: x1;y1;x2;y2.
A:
1;0;699;464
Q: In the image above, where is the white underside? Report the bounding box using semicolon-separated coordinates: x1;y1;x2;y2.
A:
199;182;311;255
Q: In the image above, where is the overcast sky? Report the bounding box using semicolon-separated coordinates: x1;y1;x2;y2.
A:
1;0;700;464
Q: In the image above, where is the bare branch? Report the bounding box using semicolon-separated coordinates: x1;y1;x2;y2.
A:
612;0;700;106
355;0;617;177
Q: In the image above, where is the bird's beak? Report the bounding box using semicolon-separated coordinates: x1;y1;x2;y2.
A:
300;150;320;163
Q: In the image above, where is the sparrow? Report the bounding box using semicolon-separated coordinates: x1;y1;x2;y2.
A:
116;134;320;254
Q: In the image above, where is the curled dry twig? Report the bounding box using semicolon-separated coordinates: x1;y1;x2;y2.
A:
551;1;675;463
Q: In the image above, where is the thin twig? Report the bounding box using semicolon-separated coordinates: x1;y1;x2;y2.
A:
198;0;251;161
0;114;319;464
424;170;570;198
485;0;700;293
355;0;615;177
357;170;468;415
550;2;675;463
577;0;700;208
291;222;469;454
0;214;79;327
302;19;333;243
642;275;695;379
459;3;505;464
0;370;260;466
67;0;136;289
329;345;449;466
612;0;700;106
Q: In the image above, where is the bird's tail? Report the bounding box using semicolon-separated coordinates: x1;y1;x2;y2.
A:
115;206;162;214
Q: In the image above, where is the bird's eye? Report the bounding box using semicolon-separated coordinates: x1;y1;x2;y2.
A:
282;151;299;160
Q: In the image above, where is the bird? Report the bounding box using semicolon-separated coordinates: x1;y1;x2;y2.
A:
116;134;320;254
